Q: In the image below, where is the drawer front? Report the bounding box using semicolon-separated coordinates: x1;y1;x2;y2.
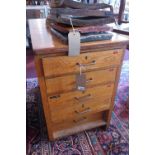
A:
50;97;111;123
48;84;114;123
42;49;123;77
45;67;117;95
48;83;114;109
52;112;105;131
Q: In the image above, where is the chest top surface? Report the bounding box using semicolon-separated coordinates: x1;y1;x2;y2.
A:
28;19;129;55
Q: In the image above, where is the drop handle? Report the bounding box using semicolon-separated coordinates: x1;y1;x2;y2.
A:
74;94;92;102
49;95;60;99
75;107;91;114
73;117;87;123
76;60;96;67
86;78;93;83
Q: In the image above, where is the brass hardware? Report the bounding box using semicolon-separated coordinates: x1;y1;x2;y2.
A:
104;56;115;62
73;117;87;123
74;94;92;102
107;84;112;87
85;56;88;60
113;51;118;54
49;95;60;99
76;60;96;67
109;68;114;72
86;78;93;83
103;98;110;103
75;107;91;114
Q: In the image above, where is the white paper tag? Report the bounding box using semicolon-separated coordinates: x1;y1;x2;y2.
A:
68;31;80;56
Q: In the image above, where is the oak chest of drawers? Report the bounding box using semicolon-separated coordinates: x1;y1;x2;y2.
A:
29;19;129;140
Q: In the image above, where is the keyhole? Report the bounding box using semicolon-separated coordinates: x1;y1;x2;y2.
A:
85;56;88;60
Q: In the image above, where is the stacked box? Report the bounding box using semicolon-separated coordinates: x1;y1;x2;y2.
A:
46;0;116;44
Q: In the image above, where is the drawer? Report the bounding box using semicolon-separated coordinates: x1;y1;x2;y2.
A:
50;98;110;123
42;49;123;77
52;112;106;132
51;112;107;139
48;84;114;123
45;67;117;95
48;83;114;109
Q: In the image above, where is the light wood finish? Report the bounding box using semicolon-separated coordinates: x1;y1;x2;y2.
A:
106;47;126;128
52;112;105;130
49;84;114;123
52;112;106;139
50;100;110;123
53;119;106;139
28;19;128;55
34;56;54;139
29;19;128;140
48;83;114;110
42;49;123;77
45;67;117;95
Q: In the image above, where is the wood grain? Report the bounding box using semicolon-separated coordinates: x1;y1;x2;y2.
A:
34;56;54;140
29;19;129;140
52;112;106;139
45;67;117;95
106;48;126;128
48;83;114;108
28;19;129;55
52;112;105;130
48;84;114;123
42;49;123;77
53;118;106;139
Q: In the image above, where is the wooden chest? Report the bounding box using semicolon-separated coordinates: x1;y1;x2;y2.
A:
29;19;128;140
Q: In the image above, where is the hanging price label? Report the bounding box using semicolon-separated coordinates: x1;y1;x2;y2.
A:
76;74;86;91
76;64;86;91
68;31;80;56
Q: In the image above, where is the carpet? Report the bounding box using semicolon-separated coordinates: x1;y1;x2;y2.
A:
26;60;129;155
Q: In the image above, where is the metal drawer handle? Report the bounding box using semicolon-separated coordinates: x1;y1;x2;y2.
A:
75;107;91;114
104;56;115;62
74;94;92;102
73;117;87;123
86;78;93;83
109;68;114;72
103;98;111;103
113;51;118;54
76;60;96;67
49;95;60;99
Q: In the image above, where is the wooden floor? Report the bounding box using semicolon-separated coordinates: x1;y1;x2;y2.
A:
26;49;129;79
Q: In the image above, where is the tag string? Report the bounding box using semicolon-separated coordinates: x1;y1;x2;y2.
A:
114;17;118;27
80;65;81;75
69;18;75;33
80;65;82;75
